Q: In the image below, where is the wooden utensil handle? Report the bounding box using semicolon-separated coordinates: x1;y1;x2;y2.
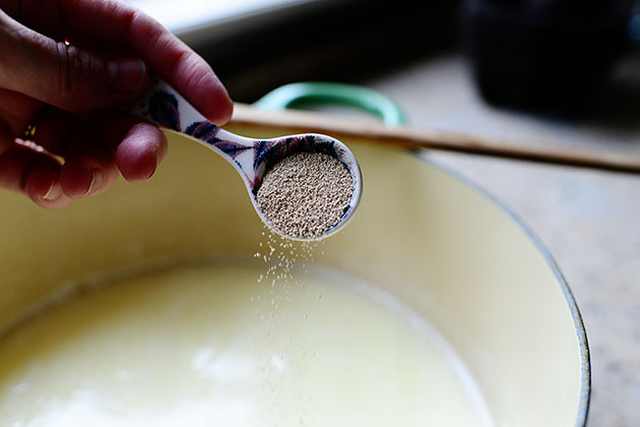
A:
231;104;640;175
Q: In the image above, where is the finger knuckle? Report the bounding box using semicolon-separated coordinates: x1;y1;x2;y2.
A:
54;42;106;110
181;56;210;89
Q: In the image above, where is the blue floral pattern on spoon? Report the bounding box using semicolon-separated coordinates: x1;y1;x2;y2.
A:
132;81;362;241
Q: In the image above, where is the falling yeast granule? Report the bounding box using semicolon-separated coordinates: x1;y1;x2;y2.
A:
256;152;354;240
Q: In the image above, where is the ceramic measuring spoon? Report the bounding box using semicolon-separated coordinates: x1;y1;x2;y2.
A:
131;81;362;241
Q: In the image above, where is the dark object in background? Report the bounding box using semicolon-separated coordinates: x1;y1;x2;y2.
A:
462;0;633;116
195;0;458;102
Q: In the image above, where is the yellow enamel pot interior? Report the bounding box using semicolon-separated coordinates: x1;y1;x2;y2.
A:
0;122;589;426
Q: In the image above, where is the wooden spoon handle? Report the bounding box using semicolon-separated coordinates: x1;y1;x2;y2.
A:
231;104;640;175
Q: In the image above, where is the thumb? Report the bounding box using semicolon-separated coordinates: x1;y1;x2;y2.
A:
0;12;149;112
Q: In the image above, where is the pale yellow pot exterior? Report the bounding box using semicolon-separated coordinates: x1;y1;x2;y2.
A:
0;123;589;426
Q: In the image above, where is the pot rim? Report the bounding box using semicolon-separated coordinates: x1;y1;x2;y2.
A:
416;151;591;427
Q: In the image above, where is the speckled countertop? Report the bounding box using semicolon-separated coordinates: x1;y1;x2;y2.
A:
367;55;640;426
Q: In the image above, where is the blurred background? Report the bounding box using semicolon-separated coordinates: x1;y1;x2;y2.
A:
128;0;639;425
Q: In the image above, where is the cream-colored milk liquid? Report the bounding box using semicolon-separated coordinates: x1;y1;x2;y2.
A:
0;261;492;426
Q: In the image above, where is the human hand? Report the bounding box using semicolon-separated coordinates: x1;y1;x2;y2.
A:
0;0;233;207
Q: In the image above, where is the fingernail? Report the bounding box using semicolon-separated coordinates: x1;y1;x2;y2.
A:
145;163;157;180
43;182;63;201
158;139;168;162
88;170;104;194
143;148;162;180
109;59;148;94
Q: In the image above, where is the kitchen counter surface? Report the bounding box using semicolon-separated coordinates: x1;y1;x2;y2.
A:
368;55;640;426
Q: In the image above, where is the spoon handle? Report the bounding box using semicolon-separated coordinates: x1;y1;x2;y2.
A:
132;81;261;188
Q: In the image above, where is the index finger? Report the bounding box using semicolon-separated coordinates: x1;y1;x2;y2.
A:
2;0;233;125
130;12;234;125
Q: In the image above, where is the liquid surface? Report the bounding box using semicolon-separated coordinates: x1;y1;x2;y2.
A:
0;261;492;426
